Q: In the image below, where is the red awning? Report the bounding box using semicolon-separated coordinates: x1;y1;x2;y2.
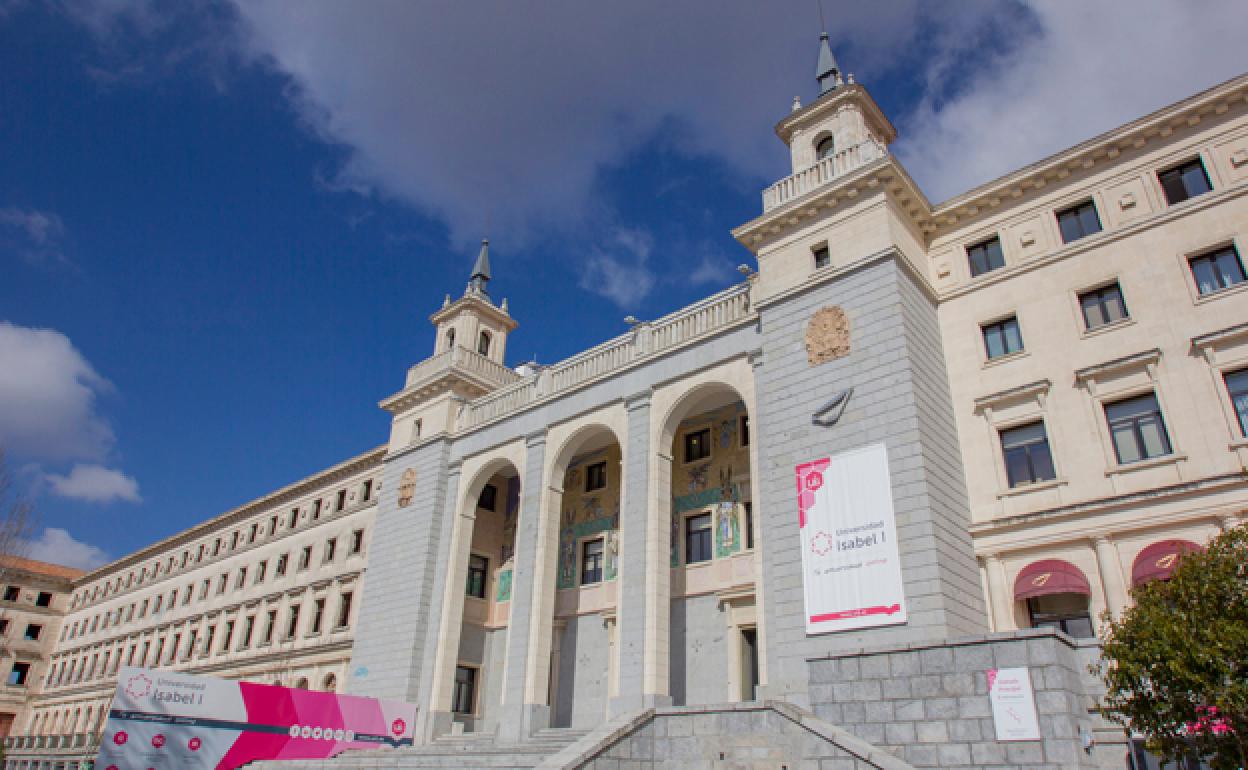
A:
1131;540;1203;586
1013;559;1091;600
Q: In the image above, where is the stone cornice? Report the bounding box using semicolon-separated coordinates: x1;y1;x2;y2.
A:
429;293;518;331
774;83;897;145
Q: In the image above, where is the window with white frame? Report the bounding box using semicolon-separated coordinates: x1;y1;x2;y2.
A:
581;538;604;585
685;513;712;564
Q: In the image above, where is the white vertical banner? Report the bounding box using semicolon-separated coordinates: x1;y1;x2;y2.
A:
796;442;907;635
988;667;1042;741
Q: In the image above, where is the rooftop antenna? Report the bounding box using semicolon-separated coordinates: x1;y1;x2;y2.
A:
816;0;826;34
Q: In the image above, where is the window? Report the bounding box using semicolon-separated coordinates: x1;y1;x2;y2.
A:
275;553;289;576
286;606;301;639
183;586;191;605
9;662;30;686
213;538;221;556
812;244;830;269
815;135;835;160
1056;200;1102;243
685;513;713;564
185;631;197;660
313;499;323;518
3;586;18;602
269;515;278;535
1106;393;1172;464
298;546;312;570
967;236;1005;277
478;331;491;356
1225;369;1248;437
24;624;42;641
262;610;276;645
362;479;373;501
249;523;258;542
684;429;711;463
452;666;476;714
35;592;52;608
201;628;213;657
236;568;247;589
324;538;337;563
256;561;267;583
585;462;607;492
335;489;347;511
446;328;456;349
289;508;299;528
217;573;228;594
350;529;365;555
478;484;497;512
231;531;239;549
740;415;749;447
199;580;209;599
140;599;150;617
222;621;234;650
466;555;488;599
1079;283;1128;329
153;595;163;613
0;619;8;635
241;616;255;649
581;539;604;585
1158;158;1211;205
744;502;754;550
337;592;353;629
981;316;1023;359
1188;245;1245;296
1026;594;1094;639
999;422;1056;488
310;599;325;634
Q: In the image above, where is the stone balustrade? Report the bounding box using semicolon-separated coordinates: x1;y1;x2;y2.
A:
762;138;887;211
458;282;754;431
404;344;523;390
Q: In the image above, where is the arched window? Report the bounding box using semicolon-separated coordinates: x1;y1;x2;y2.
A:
816;135;835;160
446;328;456;350
322;673;338;693
478;331;491;356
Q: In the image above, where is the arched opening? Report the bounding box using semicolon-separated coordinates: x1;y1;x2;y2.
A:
322;673;338;693
1014;559;1094;638
443;460;520;734
544;425;624;728
1131;540;1203;587
478;330;492;357
662;383;758;705
816;134;835;161
446;328;457;351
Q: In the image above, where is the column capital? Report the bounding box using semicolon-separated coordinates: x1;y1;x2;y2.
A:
979;553;1001;566
1092;534;1116;548
625;390;653;411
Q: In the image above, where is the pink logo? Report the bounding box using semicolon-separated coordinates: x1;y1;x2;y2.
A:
805;472;823;491
151;733;166;748
391;718;407;736
188;736;202;751
810;531;834;556
124;673;153;699
112;731;128;746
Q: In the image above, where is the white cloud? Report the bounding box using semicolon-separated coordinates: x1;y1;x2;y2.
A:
19;527;111;570
44;464;141;504
0;322;115;462
895;1;1248;202
0;207;70;267
579;229;656;309
688;252;734;287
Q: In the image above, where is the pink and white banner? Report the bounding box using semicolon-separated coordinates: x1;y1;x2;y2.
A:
795;443;907;634
95;667;416;770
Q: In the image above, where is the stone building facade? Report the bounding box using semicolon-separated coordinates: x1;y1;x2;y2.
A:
4;43;1247;770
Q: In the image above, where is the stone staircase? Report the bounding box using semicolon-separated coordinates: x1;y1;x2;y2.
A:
256;727;591;769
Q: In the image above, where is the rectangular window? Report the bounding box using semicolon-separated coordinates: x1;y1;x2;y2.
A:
23;624;41;641
183;586;191;605
981;316;1023;359
812;244;830;269
35;592;52;608
262;610;276;645
335;489;347;511
1158;158;1212;205
585;462;607;492
466;555;488;599
581;538;604;585
1079;283;1128;329
744;502;754;550
199;580;209;599
185;630;197;660
337;592;353;629
1056;200;1102;243
452;666;476;715
1106;393;1172;465
350;529;365;555
313;499;323;518
1225;369;1248;437
324;538;337;563
231;532;239;550
241;615;255;649
1000;421;1057;488
478;484;497;512
217;573;228;594
362;480;373;501
249;523;258;542
269;515;278;535
289;508;299;528
256;561;267;583
310;599;325;634
967;236;1005;277
685;513;713;564
2;586;18;602
298;546;312;570
684;429;711;463
222;621;234;650
286;606;301;639
1027;594;1094;639
740;415;749;447
0;619;9;635
235;568;247;589
275;553;288;576
1188;245;1246;296
201;627;214;657
9;662;30;686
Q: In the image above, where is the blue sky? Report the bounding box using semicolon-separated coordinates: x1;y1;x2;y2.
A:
1;1;1244;569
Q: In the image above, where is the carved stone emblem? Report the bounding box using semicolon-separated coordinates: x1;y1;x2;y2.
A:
805;306;850;365
397;468;417;508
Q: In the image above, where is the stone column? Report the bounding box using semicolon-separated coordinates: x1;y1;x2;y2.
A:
646;448;674;704
1093;536;1129;621
423;503;477;739
496;431;550;741
611;391;665;714
982;555;1015;632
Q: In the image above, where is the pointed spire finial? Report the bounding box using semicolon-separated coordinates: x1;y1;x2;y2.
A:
816;32;841;95
467;238;492;297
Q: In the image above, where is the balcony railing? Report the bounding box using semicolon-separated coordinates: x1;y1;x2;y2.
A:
458;282;753;431
761;138;887;211
404;344;522;390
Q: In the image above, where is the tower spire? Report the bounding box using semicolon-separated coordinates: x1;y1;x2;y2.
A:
467;238;492;297
816;32;842;95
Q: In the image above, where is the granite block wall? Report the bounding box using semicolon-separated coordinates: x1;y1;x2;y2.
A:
554;614;610;729
669;594;728;707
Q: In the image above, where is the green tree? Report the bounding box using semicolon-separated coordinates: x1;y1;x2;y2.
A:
1097;525;1247;769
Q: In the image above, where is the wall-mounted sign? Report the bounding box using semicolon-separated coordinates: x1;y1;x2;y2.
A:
988;667;1042;741
795;442;907;634
95;667;416;769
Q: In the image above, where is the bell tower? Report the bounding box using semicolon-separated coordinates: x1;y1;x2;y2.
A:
430;239;517;365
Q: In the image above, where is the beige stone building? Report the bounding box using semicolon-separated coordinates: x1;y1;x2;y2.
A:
3;41;1246;770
